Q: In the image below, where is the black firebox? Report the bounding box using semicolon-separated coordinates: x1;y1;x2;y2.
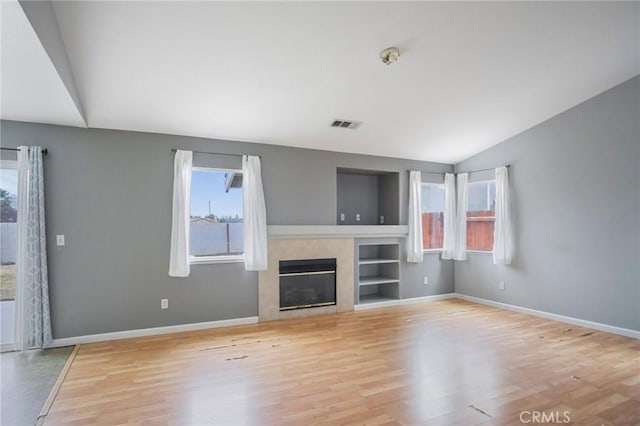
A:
279;258;337;311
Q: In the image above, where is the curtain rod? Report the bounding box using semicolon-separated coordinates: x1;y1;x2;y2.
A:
410;164;510;175
0;147;48;155
457;164;510;174
171;149;260;159
417;170;447;176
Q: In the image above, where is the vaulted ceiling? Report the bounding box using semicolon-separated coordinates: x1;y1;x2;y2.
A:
2;1;639;163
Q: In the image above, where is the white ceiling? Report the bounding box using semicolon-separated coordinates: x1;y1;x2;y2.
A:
3;2;639;163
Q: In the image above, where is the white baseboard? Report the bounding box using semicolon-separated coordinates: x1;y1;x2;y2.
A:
354;293;456;311
455;294;640;339
0;343;15;352
46;294;638;347
48;316;259;348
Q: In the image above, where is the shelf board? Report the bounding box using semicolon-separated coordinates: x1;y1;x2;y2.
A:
358;294;398;304
358;257;399;265
268;225;408;239
359;276;400;286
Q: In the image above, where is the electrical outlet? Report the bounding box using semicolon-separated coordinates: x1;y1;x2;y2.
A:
423;277;429;285
161;299;168;309
499;281;505;291
356;213;361;222
380;215;385;224
340;213;345;222
56;235;65;246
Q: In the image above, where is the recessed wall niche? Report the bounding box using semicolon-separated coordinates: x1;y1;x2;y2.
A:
336;168;399;225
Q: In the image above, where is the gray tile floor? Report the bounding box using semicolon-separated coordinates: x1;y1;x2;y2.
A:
1;346;73;426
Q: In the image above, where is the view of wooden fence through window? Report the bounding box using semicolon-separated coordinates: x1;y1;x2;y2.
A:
467;181;496;251
421;212;495;251
190;219;243;257
466;211;495;251
422;212;444;249
421;184;445;250
421;180;496;252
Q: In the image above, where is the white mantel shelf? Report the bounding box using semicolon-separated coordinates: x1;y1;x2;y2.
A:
267;225;408;239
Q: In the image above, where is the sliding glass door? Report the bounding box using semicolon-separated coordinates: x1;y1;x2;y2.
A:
0;160;18;351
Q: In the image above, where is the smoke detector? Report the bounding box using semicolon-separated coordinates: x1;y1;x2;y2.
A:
380;47;400;65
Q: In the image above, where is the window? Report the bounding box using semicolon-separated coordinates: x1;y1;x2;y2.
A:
421;183;445;250
467;180;496;251
0;160;18;347
189;167;243;261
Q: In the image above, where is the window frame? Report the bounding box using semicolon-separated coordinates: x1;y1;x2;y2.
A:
420;182;445;253
0;159;18;348
465;178;496;253
0;160;18;170
189;166;244;265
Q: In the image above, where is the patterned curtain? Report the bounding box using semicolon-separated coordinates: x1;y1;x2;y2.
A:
14;146;51;350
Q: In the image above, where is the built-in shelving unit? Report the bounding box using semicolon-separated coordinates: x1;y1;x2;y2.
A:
356;241;400;305
358;293;396;304
267;225;408;239
358;257;399;265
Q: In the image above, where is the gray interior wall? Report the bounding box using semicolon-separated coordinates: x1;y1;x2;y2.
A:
336;173;379;225
378;173;400;225
0;120;454;338
336;171;401;225
454;76;640;331
402;255;453;299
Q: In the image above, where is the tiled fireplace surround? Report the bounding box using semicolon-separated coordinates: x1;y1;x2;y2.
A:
258;238;355;322
257;225;408;322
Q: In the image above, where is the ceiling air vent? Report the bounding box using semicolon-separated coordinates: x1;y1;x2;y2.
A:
330;119;361;129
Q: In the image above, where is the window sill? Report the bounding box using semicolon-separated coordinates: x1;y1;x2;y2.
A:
423;249;443;254
190;255;244;265
466;250;492;255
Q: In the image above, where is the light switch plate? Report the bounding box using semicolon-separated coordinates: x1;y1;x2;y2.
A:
56;235;65;246
356;213;361;222
340;213;345;221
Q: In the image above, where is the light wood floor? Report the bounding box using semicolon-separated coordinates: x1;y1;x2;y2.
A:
43;299;639;425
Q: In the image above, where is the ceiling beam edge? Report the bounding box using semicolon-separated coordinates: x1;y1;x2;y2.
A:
18;0;87;127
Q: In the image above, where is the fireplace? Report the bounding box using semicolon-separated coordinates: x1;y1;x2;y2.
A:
279;258;337;311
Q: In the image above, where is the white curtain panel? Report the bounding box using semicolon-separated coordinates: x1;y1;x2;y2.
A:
441;173;457;260
406;171;423;263
493;166;513;264
242;155;268;271
14;146;51;350
169;150;192;277
453;172;469;260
